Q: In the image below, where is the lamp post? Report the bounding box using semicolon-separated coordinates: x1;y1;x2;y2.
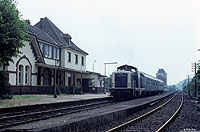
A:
104;62;117;76
80;65;83;95
93;60;96;72
54;59;57;98
103;62;117;94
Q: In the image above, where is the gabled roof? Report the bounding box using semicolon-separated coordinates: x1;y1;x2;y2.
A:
61;41;88;55
35;17;66;46
34;17;88;55
28;35;45;63
27;24;57;46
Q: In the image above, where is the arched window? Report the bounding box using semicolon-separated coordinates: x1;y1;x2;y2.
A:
25;65;30;85
18;65;23;85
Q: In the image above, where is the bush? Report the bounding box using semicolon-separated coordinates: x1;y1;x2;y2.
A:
54;85;82;95
75;86;82;94
48;85;61;95
1;94;13;99
58;85;69;94
68;86;74;94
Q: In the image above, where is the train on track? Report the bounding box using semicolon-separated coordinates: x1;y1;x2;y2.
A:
110;64;165;99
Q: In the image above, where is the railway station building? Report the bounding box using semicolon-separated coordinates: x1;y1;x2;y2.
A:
0;17;105;95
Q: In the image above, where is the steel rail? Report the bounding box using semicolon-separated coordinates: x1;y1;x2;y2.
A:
106;93;178;132
156;92;183;132
0;100;112;121
0;100;114;130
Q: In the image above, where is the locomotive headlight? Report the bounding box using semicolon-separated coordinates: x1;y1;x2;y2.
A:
112;83;114;86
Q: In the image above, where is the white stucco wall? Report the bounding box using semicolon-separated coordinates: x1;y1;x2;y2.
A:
44;58;60;66
8;41;37;86
9;73;16;85
88;74;100;87
76;73;101;87
61;48;66;68
61;48;86;71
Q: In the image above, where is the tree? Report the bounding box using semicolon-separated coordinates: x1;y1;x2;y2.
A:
0;0;28;68
0;0;28;99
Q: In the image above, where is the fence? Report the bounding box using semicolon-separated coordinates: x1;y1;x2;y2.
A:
11;85;105;95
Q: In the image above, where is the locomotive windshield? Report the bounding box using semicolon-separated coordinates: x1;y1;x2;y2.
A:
115;73;127;87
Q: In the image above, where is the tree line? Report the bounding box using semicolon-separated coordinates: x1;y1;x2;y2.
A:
183;63;200;99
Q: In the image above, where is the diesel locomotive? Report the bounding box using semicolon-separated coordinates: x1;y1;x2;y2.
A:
110;64;164;99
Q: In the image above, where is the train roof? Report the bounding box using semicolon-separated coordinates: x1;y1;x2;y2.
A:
117;64;138;71
140;72;164;83
115;64;164;83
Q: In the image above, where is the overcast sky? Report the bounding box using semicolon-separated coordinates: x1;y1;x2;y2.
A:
17;0;200;85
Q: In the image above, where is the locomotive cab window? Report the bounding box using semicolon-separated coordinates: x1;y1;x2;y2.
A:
115;73;127;87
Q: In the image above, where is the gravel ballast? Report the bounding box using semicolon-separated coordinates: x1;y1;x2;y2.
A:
164;94;200;132
4;92;173;132
88;92;176;132
89;92;200;132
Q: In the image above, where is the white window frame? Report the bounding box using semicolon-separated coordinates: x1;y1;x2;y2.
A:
57;48;59;60
47;45;50;57
68;52;71;62
75;54;78;64
25;65;30;85
44;44;48;56
18;65;23;85
52;46;55;58
39;43;43;52
55;48;57;59
81;56;84;66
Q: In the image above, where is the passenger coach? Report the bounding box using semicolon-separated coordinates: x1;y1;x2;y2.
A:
110;65;164;99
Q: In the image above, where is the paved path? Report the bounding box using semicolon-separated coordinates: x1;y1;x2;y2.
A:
0;93;110;108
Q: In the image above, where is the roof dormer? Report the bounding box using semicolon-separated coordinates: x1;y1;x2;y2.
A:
62;33;72;45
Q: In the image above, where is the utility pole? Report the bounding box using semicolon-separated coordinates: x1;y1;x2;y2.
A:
188;75;190;97
195;62;197;99
192;62;197;99
197;49;200;100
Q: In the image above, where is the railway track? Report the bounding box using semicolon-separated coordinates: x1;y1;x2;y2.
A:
0;97;112;117
106;92;183;132
0;100;115;130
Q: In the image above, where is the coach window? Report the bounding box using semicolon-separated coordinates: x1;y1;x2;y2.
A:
18;65;23;85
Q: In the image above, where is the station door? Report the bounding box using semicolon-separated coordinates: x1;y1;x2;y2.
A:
82;79;89;93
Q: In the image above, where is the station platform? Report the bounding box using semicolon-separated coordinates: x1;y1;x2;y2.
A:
0;93;110;109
